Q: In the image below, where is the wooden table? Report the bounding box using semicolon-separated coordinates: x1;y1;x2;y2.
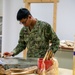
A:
59;46;73;50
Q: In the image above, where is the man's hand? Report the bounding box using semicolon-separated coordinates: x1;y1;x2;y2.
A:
48;50;54;58
3;52;14;57
44;50;53;60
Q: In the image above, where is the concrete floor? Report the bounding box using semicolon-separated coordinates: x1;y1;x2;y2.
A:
55;49;73;70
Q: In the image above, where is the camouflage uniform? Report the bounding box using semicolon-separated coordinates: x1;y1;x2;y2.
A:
12;19;60;58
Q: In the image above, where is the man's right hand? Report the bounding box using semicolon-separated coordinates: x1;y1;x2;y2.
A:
3;52;14;57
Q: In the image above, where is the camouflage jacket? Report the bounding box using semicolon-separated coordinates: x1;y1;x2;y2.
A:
12;19;60;58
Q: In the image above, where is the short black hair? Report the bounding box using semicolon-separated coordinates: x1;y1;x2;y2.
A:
17;8;31;21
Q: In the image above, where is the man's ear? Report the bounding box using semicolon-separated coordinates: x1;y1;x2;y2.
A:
28;15;32;19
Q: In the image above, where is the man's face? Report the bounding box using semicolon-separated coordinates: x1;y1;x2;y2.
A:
20;15;32;27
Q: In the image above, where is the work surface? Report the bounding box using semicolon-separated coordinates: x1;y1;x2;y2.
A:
0;57;73;75
0;57;38;69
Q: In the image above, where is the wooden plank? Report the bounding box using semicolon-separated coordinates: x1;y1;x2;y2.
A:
60;46;73;50
23;0;42;3
6;66;38;75
10;66;38;75
25;2;31;10
42;0;59;3
23;0;59;3
23;47;28;59
53;0;57;32
23;2;31;59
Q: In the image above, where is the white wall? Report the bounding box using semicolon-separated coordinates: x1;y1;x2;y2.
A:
2;0;24;57
2;0;75;57
57;0;75;41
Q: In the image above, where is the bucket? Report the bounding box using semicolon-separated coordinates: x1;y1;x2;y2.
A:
38;58;53;70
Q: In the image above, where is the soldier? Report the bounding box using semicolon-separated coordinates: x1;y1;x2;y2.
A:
3;8;60;58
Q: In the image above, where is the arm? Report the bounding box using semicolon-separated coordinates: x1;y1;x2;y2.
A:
12;27;27;56
44;23;60;54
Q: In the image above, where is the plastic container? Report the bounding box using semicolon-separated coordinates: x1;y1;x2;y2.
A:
38;58;53;70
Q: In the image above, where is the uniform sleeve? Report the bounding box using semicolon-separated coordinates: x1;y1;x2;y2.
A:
12;27;26;56
44;23;60;53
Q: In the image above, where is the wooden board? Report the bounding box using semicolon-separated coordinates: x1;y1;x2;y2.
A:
23;0;59;3
60;46;73;50
6;66;38;75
